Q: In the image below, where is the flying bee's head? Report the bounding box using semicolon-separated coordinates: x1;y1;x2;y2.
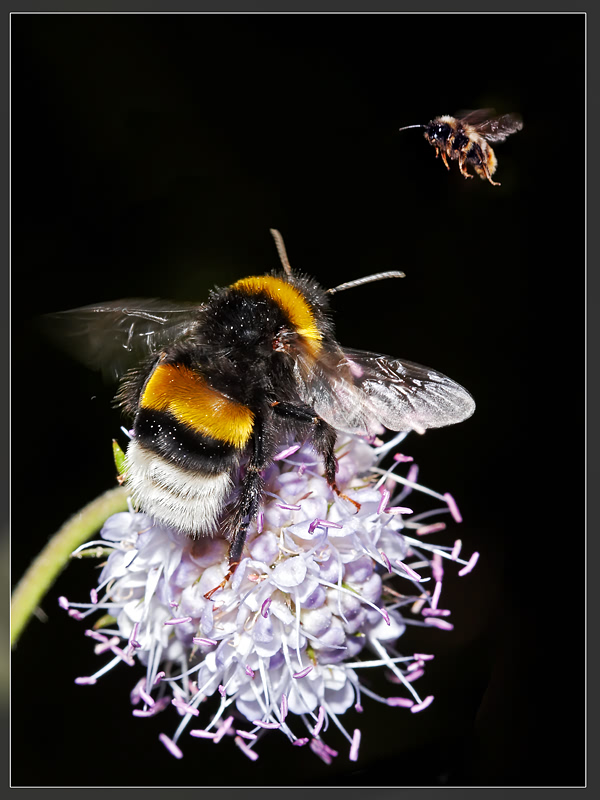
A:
423;117;454;147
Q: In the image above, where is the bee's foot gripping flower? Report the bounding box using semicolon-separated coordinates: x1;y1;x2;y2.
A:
60;433;478;764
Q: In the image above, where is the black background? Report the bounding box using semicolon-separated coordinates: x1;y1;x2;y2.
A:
11;12;584;788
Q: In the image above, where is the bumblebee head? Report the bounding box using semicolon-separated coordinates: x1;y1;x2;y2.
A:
424;119;452;146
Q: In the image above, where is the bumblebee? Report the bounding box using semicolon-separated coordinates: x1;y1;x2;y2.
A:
49;230;475;590
399;109;523;186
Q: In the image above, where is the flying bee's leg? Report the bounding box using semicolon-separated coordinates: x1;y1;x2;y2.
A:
480;161;501;186
271;400;361;511
458;153;473;179
440;149;450;170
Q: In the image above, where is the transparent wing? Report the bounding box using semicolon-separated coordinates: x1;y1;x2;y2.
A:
455;108;497;126
44;298;204;380
294;346;475;436
458;109;523;142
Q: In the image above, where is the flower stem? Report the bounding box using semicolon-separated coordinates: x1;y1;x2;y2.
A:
10;486;129;648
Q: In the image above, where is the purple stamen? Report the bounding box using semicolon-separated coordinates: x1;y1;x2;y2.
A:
308;518;343;533
377;488;390;515
298;463;307;476
109;646;135;666
458;551;480;576
171;697;200;716
354;703;363;713
94;636;120;655
432;552;444;583
74;676;97;685
193;637;218;646
413;653;434;661
424;618;454;631
310;738;337;765
406;464;419;483
235;736;259;761
379;550;392;573
384;505;413;515
213;716;234;744
451;539;462;560
273;443;301;461
312;705;326;737
416;522;446;536
90;588;98;604
293;666;313;679
277;503;302;511
159;732;183;759
387;697;414;708
405;668;425;682
128;622;140;648
422;608;450;617
68;609;84;620
218;684;226;698
252;720;281;730
169;601;179;609
380;607;390;625
154;671;166;685
236;730;257;741
395;560;422;581
257;511;264;533
393;453;414;463
58;596;69;610
261;597;272;618
189;729;216;739
431;580;442;610
410;695;434;713
164;616;192;626
280;693;288;721
130;677;146;705
133;708;158;717
349;728;361;762
85;629;108;643
245;665;255;678
443;492;462;523
293;737;309;746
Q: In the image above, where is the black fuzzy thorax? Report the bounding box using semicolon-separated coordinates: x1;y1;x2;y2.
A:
116;269;335;421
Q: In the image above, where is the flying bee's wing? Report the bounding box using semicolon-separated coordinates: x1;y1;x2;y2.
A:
457;109;523;143
44;298;204;380
294;346;475;437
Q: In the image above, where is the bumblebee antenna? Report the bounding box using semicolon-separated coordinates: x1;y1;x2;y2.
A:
328;271;405;295
398;124;425;132
270;228;293;276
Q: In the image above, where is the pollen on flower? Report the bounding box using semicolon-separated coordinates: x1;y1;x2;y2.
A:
62;433;477;763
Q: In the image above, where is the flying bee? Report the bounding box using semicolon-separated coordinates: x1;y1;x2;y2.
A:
48;230;475;594
399;109;523;186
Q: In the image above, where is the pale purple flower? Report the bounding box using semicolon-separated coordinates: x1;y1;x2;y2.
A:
61;432;478;764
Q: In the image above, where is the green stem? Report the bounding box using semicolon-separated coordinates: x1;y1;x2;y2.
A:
11;486;129;648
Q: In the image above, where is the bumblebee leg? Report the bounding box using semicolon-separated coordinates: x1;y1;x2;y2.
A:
481;161;501;186
204;424;267;600
440;150;450;170
458;153;473;179
271;400;361;511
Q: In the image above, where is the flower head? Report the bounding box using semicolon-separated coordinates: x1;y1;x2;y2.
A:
61;432;478;764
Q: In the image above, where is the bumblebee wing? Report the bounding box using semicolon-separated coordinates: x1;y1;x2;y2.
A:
459;110;523;142
44;298;203;380
295;347;475;436
455;108;497;125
